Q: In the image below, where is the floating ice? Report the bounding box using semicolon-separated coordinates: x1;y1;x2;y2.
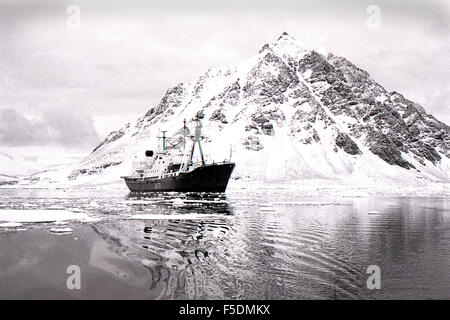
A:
53;221;69;225
88;201;101;208
22;203;39;208
259;207;276;211
172;198;185;207
271;201;345;206
0;209;93;223
46;206;66;210
122;200;154;205
182;199;228;204
0;222;23;228
127;213;231;220
50;227;74;233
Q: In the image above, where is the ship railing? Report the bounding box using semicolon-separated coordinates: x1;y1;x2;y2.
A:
183;159;231;170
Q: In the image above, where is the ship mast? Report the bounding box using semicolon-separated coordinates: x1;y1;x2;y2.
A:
178;119;205;173
158;130;167;151
189;119;205;165
183;119;186;152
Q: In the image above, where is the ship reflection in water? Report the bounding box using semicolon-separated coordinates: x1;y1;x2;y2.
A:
91;192;234;299
0;188;449;299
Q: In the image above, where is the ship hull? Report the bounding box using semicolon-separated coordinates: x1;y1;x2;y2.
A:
123;162;235;193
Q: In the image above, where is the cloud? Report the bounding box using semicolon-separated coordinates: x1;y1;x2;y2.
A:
0;108;100;147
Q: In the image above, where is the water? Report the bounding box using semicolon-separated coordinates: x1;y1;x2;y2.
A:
0;187;449;299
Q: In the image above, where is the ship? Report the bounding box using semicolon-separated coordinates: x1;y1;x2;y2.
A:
121;120;235;192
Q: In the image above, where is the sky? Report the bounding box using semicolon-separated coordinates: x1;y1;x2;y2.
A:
0;0;448;174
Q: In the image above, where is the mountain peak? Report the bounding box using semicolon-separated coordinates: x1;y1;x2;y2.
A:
278;31;290;40
269;32;307;60
276;32;300;44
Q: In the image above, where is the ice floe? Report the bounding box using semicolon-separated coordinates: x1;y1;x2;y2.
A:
271;201;347;206
46;205;66;210
0;209;95;223
127;213;232;220
0;222;23;228
259;207;276;211
50;227;74;233
122;200;154;205
182;199;228;204
53;221;69;225
22;203;39;208
172;198;185;207
88;201;101;208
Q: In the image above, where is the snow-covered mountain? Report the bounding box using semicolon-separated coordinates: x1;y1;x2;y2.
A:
0;152;18;185
33;32;449;186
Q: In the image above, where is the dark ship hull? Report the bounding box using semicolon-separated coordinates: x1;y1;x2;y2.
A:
123;162;235;193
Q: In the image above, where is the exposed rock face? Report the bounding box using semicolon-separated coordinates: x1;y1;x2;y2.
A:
210;109;228;124
335;132;361;155
144;84;185;119
242;136;264;151
296;49;448;170
92;123;130;153
365;130;414;169
250;111;275;135
243;52;299;106
45;32;448;183
0;174;18;186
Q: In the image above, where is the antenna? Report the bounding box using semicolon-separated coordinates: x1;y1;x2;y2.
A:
229;144;232;161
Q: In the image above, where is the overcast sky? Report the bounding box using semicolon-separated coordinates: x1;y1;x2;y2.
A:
0;0;448;153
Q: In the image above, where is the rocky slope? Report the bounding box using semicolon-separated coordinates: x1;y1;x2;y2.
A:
35;32;449;185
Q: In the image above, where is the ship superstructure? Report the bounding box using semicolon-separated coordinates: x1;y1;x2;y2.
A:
122;120;235;192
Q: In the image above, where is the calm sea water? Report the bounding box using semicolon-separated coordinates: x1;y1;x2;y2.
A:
0;187;449;299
